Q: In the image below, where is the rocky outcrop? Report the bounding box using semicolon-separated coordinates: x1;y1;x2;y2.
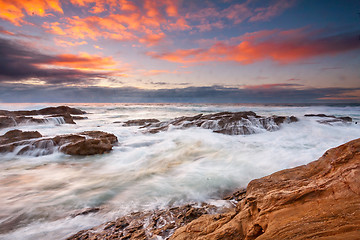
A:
123;118;160;126
0;106;86;116
0;129;42;145
170;138;360;240
67;202;232;240
68;138;360;240
0;130;118;156
137;111;298;135
305;113;353;125
59;131;118;155
0;106;86;129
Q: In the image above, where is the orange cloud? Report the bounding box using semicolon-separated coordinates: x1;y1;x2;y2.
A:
143;69;179;76
54;39;88;47
0;0;63;25
149;29;360;64
40;53;118;71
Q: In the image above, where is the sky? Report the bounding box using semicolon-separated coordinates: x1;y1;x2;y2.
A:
0;0;359;103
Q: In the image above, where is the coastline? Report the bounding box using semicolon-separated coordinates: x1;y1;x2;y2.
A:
0;104;359;239
67;138;360;240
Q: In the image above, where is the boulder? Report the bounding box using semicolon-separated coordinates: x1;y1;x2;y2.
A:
60;138;113;155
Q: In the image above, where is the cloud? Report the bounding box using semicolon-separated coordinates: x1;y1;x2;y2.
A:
243;83;303;89
44;53;117;71
0;37;121;84
0;83;359;103
149;28;360;64
249;0;297;22
185;0;296;32
0;0;63;26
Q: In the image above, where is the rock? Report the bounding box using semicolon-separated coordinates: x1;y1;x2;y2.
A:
12;106;86;116
71;207;101;218
72;116;88;120
139;112;298;135
305;114;352;125
67;138;360;240
0;130;42;145
123;118;160;126
170;138;360;240
60;138;113;155
0;106;86;129
66;202;230;240
49;113;76;124
0;116;47;129
0;130;118;156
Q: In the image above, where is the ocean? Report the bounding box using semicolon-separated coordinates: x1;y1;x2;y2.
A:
0;103;359;239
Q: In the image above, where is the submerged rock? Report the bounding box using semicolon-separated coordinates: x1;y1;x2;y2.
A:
123;118;160;126
0;106;86;129
68;138;360;240
0;130;118;156
305;113;353;125
136;111;298;135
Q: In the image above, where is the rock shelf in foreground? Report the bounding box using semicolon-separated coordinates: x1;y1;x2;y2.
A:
68;138;360;240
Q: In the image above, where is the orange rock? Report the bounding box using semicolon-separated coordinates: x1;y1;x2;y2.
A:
170;138;360;240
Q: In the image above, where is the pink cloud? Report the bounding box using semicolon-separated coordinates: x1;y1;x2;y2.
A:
149;28;360;64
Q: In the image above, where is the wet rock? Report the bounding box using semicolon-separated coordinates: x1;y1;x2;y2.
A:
0;116;46;129
139;112;298;135
60;138;113;155
12;106;86;116
0;130;42;145
0;130;118;156
170;138;360;240
72;116;88;120
68;139;360;239
0;106;86;129
305;113;353;125
71;207;101;218
66;202;230;240
123;118;160;126
49;113;76;124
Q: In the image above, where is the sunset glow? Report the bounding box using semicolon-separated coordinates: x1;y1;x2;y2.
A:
0;0;359;103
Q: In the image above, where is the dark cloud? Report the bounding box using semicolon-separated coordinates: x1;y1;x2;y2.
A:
0;37;108;84
0;83;359;103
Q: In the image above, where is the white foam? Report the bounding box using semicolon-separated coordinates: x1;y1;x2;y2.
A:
0;103;359;239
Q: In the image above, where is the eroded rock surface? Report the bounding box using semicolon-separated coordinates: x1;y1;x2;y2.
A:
305;113;353;125
67;202;233;240
170;138;360;240
0;106;86;129
0;130;118;156
68;138;360;240
136;111;298;135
